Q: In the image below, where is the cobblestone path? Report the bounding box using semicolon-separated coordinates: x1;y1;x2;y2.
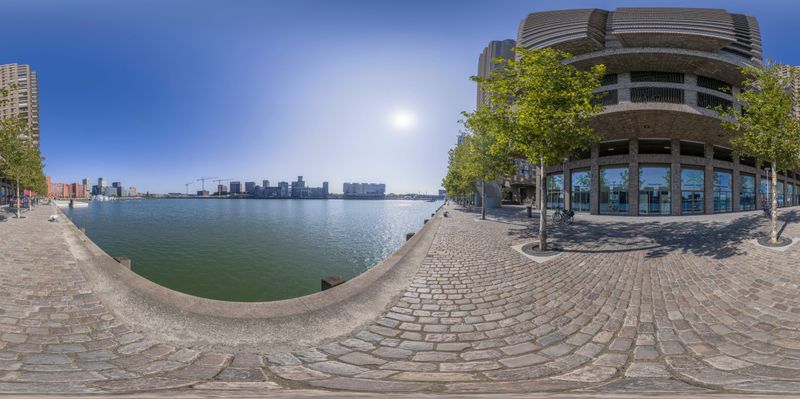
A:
2;203;800;395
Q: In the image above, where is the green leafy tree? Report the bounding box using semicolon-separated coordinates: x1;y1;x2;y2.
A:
462;105;516;220
717;62;800;244
442;140;474;205
0;116;45;217
475;47;605;250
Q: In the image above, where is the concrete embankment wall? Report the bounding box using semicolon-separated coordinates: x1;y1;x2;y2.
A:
58;204;443;353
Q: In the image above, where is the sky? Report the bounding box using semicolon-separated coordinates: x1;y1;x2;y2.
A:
3;0;799;194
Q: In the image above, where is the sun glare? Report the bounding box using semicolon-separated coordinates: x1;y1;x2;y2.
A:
390;110;416;130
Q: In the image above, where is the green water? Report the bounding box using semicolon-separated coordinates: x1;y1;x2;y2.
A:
64;199;441;301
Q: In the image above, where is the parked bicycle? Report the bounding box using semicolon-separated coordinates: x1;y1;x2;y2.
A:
552;208;574;225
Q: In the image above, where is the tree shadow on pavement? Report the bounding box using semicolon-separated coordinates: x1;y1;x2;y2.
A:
506;209;800;260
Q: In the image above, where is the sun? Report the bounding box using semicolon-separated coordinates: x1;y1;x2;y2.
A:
390;110;416;130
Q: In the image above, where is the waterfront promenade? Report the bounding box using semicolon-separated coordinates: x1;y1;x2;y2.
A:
2;203;800;397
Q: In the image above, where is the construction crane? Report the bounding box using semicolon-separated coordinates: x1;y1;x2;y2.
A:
196;176;218;193
212;178;233;196
184;182;194;195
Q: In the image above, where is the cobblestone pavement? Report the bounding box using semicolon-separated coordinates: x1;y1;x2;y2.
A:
2;203;800;396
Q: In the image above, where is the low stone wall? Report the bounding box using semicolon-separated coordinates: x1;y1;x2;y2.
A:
57;204;442;353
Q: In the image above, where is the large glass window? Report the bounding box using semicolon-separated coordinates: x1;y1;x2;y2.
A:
787;184;794;206
739;174;756;211
600;167;629;214
546;174;564;210
713;170;733;213
639;166;671;215
571;171;591;212
777;181;785;207
681;168;704;214
760;178;770;206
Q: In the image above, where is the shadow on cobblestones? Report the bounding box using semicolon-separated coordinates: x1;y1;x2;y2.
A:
507;209;800;260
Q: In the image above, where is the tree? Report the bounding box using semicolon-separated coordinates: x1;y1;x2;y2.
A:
475;47;605;250
0;116;45;218
717;62;800;244
462;105;516;220
442;140;474;205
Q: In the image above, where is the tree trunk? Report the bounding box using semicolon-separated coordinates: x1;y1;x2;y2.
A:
481;179;486;220
15;181;20;219
771;160;778;243
539;156;547;251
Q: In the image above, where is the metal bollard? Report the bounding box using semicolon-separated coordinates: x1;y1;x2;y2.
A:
424;219;429;224
406;232;415;241
321;276;346;291
527;206;532;218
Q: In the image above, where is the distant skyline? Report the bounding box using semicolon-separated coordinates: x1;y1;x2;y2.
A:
3;0;799;194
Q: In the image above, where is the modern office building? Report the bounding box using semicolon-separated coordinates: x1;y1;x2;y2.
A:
245;181;256;194
229;181;242;194
516;7;799;215
0;64;39;147
291;176;305;198
343;182;386;198
475;40;537;205
477;39;515;106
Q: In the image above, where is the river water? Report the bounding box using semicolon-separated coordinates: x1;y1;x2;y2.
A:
63;198;441;301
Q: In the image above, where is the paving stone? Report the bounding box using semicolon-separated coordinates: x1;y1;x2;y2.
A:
167;348;201;363
269;365;330;381
339;352;387;366
625;362;671;378
21;354;71;365
554;365;617;382
498;353;548;368
439;361;500;372
308;361;368;376
214;367;266;381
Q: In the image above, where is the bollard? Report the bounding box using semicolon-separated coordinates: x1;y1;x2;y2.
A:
444;211;448;217
431;213;435;217
527;206;532;218
321;276;346;291
424;219;429;224
406;232;415;241
113;256;132;269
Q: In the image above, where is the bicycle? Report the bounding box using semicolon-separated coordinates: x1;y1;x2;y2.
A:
552;208;574;225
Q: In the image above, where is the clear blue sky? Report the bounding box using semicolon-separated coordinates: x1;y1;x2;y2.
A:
3;0;798;194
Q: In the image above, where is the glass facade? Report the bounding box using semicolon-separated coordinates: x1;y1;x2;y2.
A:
571;171;590;212
760;178;770;206
739;174;756;211
713;170;733;213
787;184;794;206
546;174;564;210
639;166;671;215
600;167;629;214
681;168;704;214
777;181;785;207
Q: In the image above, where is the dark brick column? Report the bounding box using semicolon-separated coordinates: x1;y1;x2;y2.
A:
732;156;741;212
590;144;600;215
671;138;681;215
704;144;715;215
629;139;639;216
